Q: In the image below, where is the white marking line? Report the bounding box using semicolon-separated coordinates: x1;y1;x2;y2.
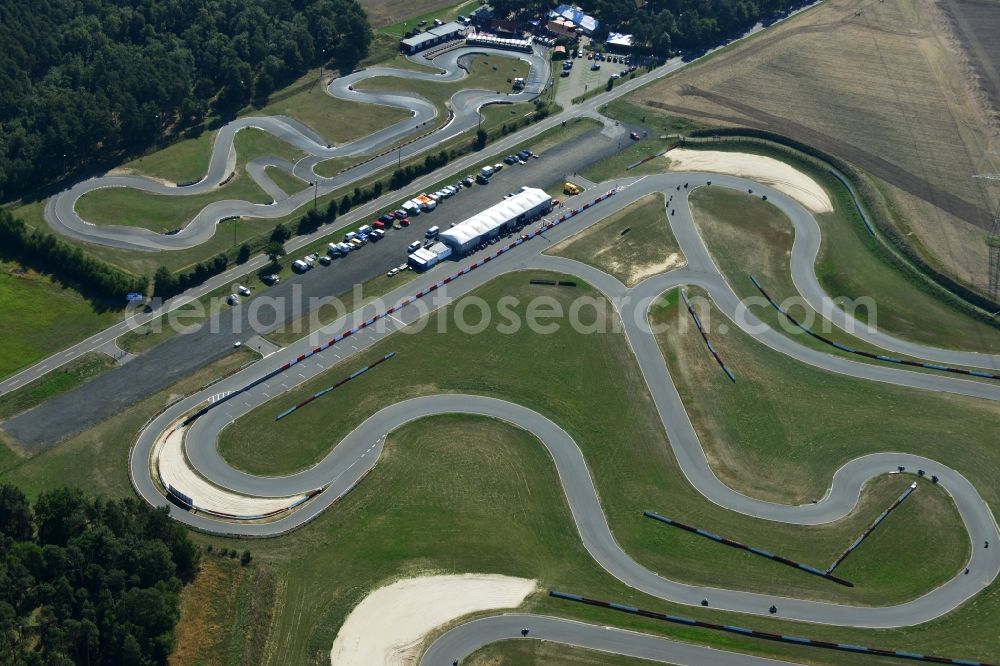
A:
388;314;406;325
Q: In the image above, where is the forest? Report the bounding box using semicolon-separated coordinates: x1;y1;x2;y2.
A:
490;0;802;54
0;485;199;665
0;0;372;202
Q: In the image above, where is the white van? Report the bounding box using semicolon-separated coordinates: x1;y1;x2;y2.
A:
426;226;440;238
481;165;495;178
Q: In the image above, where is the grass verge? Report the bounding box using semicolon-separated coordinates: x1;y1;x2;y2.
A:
0;263;121;380
0;352;116;421
546;192;683;286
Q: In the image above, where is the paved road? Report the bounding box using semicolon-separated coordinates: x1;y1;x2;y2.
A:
2;128;626;451
127;174;1000;632
43;46;551;252
419;614;796;666
0;2;820;397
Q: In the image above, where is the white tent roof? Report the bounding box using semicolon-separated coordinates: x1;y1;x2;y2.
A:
441;187;549;246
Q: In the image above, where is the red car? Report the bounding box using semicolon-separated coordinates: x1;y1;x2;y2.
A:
629;131;641;140
373;220;386;230
399;217;410;227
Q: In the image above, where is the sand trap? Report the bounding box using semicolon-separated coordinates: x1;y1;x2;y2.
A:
330;574;536;665
153;422;307;518
666;148;833;213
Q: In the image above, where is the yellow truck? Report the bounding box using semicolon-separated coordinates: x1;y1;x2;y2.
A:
563;181;581;195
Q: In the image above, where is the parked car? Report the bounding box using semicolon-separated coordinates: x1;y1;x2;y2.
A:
373;220;386;230
630;131;641;140
292;259;311;273
426;226;440;238
503;155;517;164
408;241;422;253
399;217;410;227
493;163;503;172
476;174;489;185
357;224;372;235
394;209;409;219
226;294;240;305
318;255;332;265
462;176;475;187
236;285;251;296
261;273;279;285
371;228;386;241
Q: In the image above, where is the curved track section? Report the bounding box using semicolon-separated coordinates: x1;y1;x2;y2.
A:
419;614;795;665
45;47;549;252
129;174;1000;632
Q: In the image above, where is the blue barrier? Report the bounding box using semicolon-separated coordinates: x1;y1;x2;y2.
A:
550;590;996;665
827;481;917;573
749;275;999;382
644;511;854;587
680;288;737;383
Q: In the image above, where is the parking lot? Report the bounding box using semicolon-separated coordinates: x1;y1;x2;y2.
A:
555;45;636;107
4;125;630;451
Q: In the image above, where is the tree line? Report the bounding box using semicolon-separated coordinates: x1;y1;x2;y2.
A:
0;0;372;202
0;208;147;304
0;485;199;665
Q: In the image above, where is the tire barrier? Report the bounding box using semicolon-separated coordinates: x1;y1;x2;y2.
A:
680;288;737;383
643;511;853;587
827;481;917;574
275;352;396;421
549;591;998;666
181;191;618;429
749;275;1000;381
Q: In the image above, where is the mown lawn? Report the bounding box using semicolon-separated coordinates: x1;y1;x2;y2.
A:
256;68;411;147
2;270;996;665
547;192;683;286
74;128;305;233
682;145;1000;354
0;265;120;380
217;271;971;608
688;187;998;377
466;640;664;665
0;347;258;497
265;166;309;197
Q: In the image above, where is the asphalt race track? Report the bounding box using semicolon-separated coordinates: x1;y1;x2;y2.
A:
419;614;796;665
28;4;1000;661
124;173;1000;649
44;45;552;251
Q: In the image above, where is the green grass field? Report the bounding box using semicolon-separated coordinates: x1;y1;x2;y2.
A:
0;352;115;421
0;265;121;380
257;68;411;147
466;640;664;665
684;144;1000;354
354;54;528;122
119;131;216;184
265;166;309;196
0;347;257;494
2;270;996;664
687;187;998;379
217;271;970;608
547;193;683;286
74;128;307;233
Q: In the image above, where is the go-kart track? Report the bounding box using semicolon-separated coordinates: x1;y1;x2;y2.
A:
31;5;1000;663
127;173;1000;662
44;45;553;252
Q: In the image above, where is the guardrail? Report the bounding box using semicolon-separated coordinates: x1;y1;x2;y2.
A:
550;591;998;666
750;275;999;381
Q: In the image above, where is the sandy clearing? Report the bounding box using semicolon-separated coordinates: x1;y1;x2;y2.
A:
153;422;307;517
330;574;536;666
666;148;833;214
104;168;177;187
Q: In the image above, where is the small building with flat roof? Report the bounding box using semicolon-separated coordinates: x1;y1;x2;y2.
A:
400;21;467;54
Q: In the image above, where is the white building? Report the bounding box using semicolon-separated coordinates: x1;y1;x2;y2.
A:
440;187;552;254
